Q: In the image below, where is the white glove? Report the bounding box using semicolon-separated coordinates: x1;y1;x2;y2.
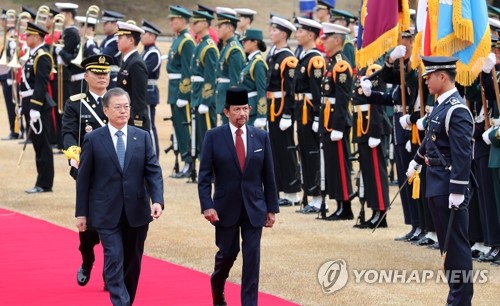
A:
330;129;343;141
176;99;188;108
406;160;422;178
57;55;64;66
279;117;292;131
70;158;79;169
55;46;62;55
368;137;381;148
416;115;426;131
360;78;372;97
399;114;411;130
482;128;493;145
312;117;319;133
85;38;95;48
389;45;406;61
405;140;411;153
449;193;464;209
493;117;500;127
482;53;497;73
29;109;40;123
198;104;209;114
254;118;267;128
18;107;22;116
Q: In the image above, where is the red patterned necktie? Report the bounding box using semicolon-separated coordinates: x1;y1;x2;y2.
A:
235;128;245;171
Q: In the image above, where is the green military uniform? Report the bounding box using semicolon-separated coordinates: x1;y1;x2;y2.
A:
167;7;196;165
215;13;245;123
190;10;219;156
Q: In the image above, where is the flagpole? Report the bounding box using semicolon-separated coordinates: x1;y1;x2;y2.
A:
399;49;407;115
491;66;500;119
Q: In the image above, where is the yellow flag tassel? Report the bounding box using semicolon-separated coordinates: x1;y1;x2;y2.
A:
411;124;421;145
408;172;420;199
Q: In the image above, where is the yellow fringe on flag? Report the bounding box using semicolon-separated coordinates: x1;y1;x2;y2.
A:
411;32;423;70
427;0;440;55
398;0;411;32
452;0;474;45
356;25;399;69
455;33;491;86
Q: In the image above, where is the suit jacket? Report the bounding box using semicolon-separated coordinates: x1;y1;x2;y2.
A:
117;51;150;131
76;125;164;228
198;124;279;227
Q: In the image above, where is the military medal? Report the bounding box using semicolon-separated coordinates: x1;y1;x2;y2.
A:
85;124;93;133
92;104;96;108
325;84;330;91
274;63;279;70
123;79;127;85
431;134;436;141
301;66;306;73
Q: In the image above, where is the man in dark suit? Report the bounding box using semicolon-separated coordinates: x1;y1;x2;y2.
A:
76;87;164;306
198;87;279;306
116;21;150;133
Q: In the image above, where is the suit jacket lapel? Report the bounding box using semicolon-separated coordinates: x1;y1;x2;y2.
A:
123;127;136;172
222;124;242;172
100;126;122;172
243;125;254;173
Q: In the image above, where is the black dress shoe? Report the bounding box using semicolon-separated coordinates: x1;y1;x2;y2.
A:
296;205;319;214
1;133;19;141
409;231;427;244
77;265;92;286
25;186;52;194
471;249;483;259
169;169;192;179
324;210;354;221
479;247;500;262
417;237;436;246
428;241;440;249
394;228;416;241
278;198;293;206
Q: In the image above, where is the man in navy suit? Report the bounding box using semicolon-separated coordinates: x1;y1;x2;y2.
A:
198;87;279;306
76;87;164;306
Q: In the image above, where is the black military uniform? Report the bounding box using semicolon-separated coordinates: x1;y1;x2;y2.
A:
61;55;112;288
21;22;55;193
141;20;162;157
99;10;124;89
116;22;150;132
70;15;99;94
411;56;474;306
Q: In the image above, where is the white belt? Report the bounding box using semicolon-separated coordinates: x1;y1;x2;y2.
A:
248;91;257;98
168;73;182;80
394;105;408;113
147;79;158;86
110;65;120;73
19;89;34;98
191;76;205;82
71;72;85;82
267;91;282;98
425;106;433;113
324;97;336;105
217;78;230;83
295;93;313;100
355;104;370;112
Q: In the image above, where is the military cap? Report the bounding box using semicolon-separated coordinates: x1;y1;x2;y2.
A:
234;8;257;19
75;15;98;25
1;9;6;19
25;21;48;36
197;4;215;16
401;30;414;38
216;7;237;16
321;22;350;38
101;10;124;22
270;16;296;36
21;6;36;20
192;10;214;22
241;28;266;52
489;18;500;33
488;5;500;18
217;13;239;27
116;21;144;35
226;87;248;106
409;8;416;16
81;54;112;74
330;9;357;25
141;19;161;35
168;5;193;19
49;7;60;16
317;0;334;10
492;34;499;48
54;3;79;12
421;56;458;77
296;17;322;36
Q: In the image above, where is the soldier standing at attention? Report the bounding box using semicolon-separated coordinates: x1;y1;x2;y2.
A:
140;20;162;157
166;5;196;178
215;7;245;124
234;8;256;38
406;56;474;306
266;16;302;207
293;17;326;214
99;10;124;89
190;9;219;156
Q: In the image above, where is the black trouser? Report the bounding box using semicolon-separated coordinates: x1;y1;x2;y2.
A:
1;77;16;135
79;229;100;268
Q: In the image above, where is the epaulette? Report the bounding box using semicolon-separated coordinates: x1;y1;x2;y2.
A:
307;55;326;78
333;60;353;81
448;97;460;105
207;38;215;45
249;54;269;81
280;57;298;79
230;41;237;47
179;34;195;54
225;45;245;64
200;43;219;65
33;48;54;75
70;93;87;101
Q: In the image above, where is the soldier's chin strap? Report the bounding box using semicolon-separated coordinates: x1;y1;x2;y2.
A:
30;119;43;135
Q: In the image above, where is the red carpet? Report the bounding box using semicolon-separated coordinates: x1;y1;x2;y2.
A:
0;209;297;306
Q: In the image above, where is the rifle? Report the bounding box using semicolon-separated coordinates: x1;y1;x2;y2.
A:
317;133;327;219
163;117;180;175
188;107;197;183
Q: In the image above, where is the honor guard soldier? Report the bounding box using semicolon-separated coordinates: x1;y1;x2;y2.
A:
355;65;391;228
116;21;150;135
70;15;99;93
293;17;326;213
140;20;162;157
266;16;302;206
234;8;256;38
190;9;219;156
330;9;357;68
196;5;219;45
215;8;246;124
21;22;55;194
167;5;196;178
43;7;61;46
238;29;268;127
99;10;124;89
314;0;334;56
61;54;113;290
319;23;354;220
406;56;474;305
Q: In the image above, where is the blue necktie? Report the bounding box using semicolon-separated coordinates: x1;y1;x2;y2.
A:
116;130;125;169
